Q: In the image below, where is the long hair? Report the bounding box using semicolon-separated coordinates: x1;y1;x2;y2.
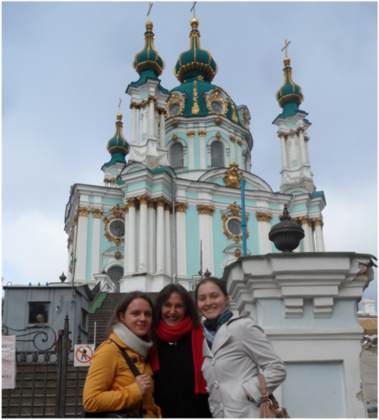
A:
107;291;155;336
155;284;199;327
194;277;228;302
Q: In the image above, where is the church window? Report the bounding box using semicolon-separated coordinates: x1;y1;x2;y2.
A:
227;217;242;235
109;219;125;238
107;265;124;284
169;102;180;117
170;142;184;168
211;100;223;114
211;141;225;167
29;302;49;324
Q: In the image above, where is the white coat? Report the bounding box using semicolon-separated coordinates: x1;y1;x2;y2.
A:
202;315;286;418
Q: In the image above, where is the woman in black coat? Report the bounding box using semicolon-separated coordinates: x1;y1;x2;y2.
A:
150;284;211;418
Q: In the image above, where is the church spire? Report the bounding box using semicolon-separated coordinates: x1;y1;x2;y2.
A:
103;111;129;168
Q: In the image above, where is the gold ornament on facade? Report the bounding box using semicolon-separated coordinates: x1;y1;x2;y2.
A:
187;130;196;137
91;208;104;218
221;202;249;243
205;88;228;115
229;135;236;143
78;207;89;217
114;250;122;260
171;134;179;143
255;212;272;222
223;163;242;188
234;248;242;258
231;103;238;123
197;204;215;215
167;93;185;117
214;117;222;125
138;195;150;206
111;205;124;219
312;217;323;227
192;80;200;115
215;131;222;140
156;197;167;207
175;202;188;213
198;129;207;136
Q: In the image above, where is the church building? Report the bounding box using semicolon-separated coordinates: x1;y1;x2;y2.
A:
64;15;326;292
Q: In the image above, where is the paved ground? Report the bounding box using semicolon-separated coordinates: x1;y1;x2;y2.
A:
360;343;377;417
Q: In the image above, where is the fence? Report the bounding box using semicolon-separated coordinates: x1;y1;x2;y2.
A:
2;316;88;418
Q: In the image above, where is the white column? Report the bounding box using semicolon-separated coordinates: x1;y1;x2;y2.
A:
200;138;206;169
198;206;214;275
156;199;165;274
165;204;172;276
256;213;272;254
148;202;156;273
138;197;148;272
91;209;103;276
280;135;289;170
130;106;137;144
123;206;129;274
175;204;187;278
127;199;136;274
300;217;314;252
298;130;308;165
314;218;325;251
148;99;155;138
75;208;89;282
188;137;195;169
159;112;165;148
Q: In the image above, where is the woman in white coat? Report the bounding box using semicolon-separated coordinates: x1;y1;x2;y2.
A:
195;277;286;418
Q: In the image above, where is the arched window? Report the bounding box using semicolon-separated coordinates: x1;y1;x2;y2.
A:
170;142;184;169
211;141;225;167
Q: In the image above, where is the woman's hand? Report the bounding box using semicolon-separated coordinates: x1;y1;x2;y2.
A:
136;374;152;396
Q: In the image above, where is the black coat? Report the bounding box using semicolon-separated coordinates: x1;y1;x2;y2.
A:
153;332;211;418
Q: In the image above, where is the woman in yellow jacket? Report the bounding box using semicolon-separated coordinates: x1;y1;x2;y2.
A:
83;291;161;417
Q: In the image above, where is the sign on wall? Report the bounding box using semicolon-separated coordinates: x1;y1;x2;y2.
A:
74;344;95;367
2;336;16;389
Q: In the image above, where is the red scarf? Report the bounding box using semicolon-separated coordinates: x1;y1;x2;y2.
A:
150;317;207;394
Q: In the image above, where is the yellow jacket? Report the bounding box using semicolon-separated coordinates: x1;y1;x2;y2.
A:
83;331;161;417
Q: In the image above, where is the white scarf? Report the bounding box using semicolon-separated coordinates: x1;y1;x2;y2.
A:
112;322;153;358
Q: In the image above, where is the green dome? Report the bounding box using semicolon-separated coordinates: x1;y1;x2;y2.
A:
276;58;303;117
169;79;242;126
103;114;129;167
175;18;217;83
133;20;164;77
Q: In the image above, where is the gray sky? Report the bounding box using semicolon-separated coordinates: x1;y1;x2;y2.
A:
2;1;377;300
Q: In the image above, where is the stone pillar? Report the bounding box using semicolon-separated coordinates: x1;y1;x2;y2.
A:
279;135;289;170
313;218;325;251
199;135;206;169
91;208;103;276
197;205;215;275
138;196;149;272
130;105;137;144
75;207;89;282
298;129;308;165
159;111;165;148
256;212;272;254
156;198;165;274
164;204;172;276
126;198;136;274
299;216;314;252
188;137;195;169
175;203;187;278
148;98;155;138
123;204;129;274
148;201;156;273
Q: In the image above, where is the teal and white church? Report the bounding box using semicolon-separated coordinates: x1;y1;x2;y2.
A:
64;16;326;293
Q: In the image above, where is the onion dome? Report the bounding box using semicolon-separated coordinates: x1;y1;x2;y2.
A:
133;19;164;78
175;17;217;83
103;113;129;167
276;58;303;117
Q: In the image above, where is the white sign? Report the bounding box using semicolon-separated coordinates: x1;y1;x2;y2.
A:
2;336;16;389
74;344;95;367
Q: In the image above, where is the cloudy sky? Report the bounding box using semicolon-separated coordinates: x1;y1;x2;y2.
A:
2;1;377;300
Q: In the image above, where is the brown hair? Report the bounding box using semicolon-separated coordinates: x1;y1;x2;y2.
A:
107;291;155;335
155;283;199;327
194;277;228;301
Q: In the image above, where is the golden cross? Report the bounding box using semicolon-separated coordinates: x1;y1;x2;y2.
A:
147;2;153;17
190;1;197;18
281;39;291;59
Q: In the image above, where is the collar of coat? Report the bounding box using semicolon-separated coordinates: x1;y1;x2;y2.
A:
112;322;153;358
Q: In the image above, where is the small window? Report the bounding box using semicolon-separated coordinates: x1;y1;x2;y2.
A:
211;141;225;167
170;142;184;169
29;302;49;324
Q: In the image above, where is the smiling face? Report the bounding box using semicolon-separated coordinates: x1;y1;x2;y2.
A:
197;281;229;320
161;292;186;326
119;298;153;337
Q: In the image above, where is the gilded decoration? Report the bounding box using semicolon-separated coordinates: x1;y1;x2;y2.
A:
312;217;323;227
114;251;122;260
223;163;242;188
231;103;238;123
221;202;249;243
187;130;196;137
156;197;167;207
78;207;89;217
126;198;137;208
171;134;179;143
255;212;272;222
197;204;215;215
175;202;188;213
192;80;200;115
111;205;125;219
167;93;185;117
234;248;242;258
215;131;222;140
91;208;104;219
198;129;207;136
205;88;228;115
229;135;236;143
239;106;251;128
138;195;150;205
